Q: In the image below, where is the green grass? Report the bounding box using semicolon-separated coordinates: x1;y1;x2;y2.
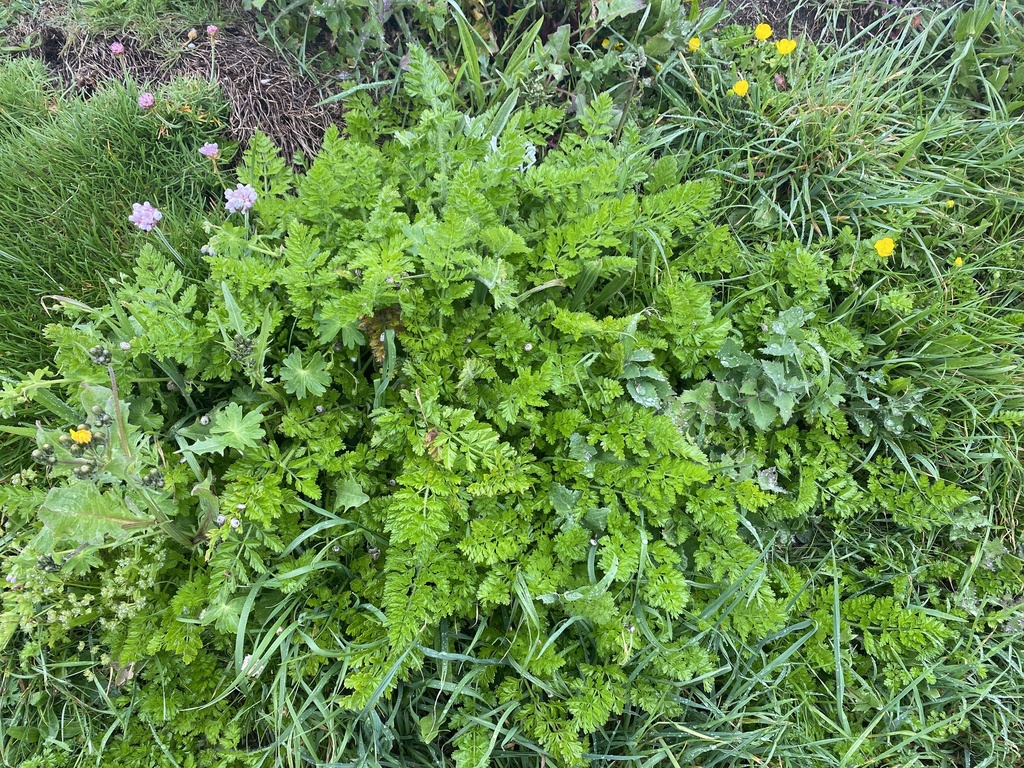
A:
72;0;223;42
0;58;51;134
1;3;1023;768
0;57;228;370
637;4;1024;765
650;4;1024;242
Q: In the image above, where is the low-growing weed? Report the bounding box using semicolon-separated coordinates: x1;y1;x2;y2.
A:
1;42;1021;767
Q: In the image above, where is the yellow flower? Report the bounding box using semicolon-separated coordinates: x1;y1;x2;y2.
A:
601;38;610;48
688;37;701;52
946;199;955;208
70;428;93;445
755;23;773;41
732;79;750;97
776;38;796;55
613;42;625;51
874;237;895;258
654;63;662;71
954;256;963;267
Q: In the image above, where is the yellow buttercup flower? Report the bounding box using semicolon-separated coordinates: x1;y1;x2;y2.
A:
755;23;773;41
954;256;963;267
732;79;750;97
688;37;701;52
776;38;796;55
601;38;610;48
946;199;955;208
874;237;895;258
70;427;93;445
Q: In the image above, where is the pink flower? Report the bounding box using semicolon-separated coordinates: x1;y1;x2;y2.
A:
199;142;220;159
129;201;162;231
224;184;257;214
138;92;155;109
110;42;125;56
207;25;219;36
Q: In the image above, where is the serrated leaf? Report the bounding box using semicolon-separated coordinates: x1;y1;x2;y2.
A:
595;0;645;23
747;398;777;431
419;711;442;743
761;360;789;390
569;432;599;478
336;480;370;512
757;467;789;494
772;306;808;335
716;380;739;403
739;376;759;397
627;348;655;363
318;315;365;348
204;597;245;634
762;338;799;357
718;339;755;368
192;474;220;521
638;365;668;382
550;483;582;530
563;556;619;601
404;45;453;105
628;379;661;408
39;484;152;546
280;348;332;400
188;403;266;456
774;391;797;423
221;281;249;335
583;506;610;533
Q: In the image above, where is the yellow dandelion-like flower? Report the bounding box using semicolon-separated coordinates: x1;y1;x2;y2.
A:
946;199;955;208
954;256;963;267
755;23;773;41
776;38;796;55
732;79;750;97
70;427;93;445
688;37;701;52
874;237;895;258
601;38;610;48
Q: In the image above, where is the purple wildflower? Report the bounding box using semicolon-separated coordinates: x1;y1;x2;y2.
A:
4;573;16;585
207;24;219;37
199;142;220;159
110;41;125;56
138;92;155;109
129;201;162;232
224;183;257;214
201;244;215;256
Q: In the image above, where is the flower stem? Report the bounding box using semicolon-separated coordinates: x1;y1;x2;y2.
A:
107;364;131;461
152;226;184;265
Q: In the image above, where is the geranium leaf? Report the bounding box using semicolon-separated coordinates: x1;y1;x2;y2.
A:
280;348;331;400
189;403;266;456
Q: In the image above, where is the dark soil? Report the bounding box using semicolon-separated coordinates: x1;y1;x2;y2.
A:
9;11;343;163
